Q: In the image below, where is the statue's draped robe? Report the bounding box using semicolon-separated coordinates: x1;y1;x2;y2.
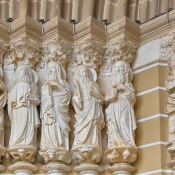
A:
72;79;104;148
40;81;71;150
106;83;137;148
8;82;40;147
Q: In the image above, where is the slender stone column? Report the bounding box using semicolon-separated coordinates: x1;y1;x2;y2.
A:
19;0;28;17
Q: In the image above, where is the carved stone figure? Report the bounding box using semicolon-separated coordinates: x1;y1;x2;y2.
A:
8;65;40;162
39;62;71;164
165;55;175;142
105;61;137;163
165;52;175;170
71;65;104;163
0;67;7;161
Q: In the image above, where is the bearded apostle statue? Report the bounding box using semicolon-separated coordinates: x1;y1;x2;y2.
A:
105;61;137;163
8;65;40;162
71;65;105;163
165;55;175;166
0;67;7;163
39;62;71;164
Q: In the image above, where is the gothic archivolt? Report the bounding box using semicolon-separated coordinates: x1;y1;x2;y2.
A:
0;37;137;175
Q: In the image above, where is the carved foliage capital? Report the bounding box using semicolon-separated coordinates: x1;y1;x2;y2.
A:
105;39;137;64
70;38;104;71
7;37;41;68
160;32;175;60
42;39;70;69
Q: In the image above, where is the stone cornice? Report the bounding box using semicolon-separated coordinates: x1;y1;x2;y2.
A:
140;9;175;45
73;16;106;45
106;16;140;45
1;10;175;46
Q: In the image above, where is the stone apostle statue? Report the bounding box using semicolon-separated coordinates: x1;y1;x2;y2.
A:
39;62;71;164
8;65;40;149
0;68;7;147
105;61;137;163
71;65;104;163
165;55;175;142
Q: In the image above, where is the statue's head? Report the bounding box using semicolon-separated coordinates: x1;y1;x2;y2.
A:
15;65;33;83
168;55;175;74
112;61;131;83
45;62;64;86
78;65;93;81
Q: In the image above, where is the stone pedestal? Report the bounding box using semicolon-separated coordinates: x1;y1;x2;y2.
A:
41;162;71;175
108;163;136;175
8;161;38;175
74;163;103;175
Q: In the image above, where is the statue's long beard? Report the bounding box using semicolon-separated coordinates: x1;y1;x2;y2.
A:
115;73;125;84
80;77;90;85
48;74;57;81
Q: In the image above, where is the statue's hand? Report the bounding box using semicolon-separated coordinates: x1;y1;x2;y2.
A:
117;84;128;91
28;95;40;105
105;93;117;102
48;81;59;86
72;96;82;110
89;86;100;97
48;81;64;91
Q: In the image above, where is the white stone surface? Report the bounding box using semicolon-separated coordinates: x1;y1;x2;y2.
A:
132;38;160;71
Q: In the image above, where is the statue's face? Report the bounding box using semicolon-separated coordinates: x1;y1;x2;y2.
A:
115;62;125;74
17;66;29;76
46;64;59;81
79;67;89;78
47;64;57;76
16;66;31;83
